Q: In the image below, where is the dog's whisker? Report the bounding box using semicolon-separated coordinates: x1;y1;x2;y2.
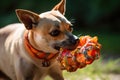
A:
77;34;82;37
69;19;76;24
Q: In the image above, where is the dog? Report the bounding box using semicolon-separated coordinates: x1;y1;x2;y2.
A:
0;0;79;80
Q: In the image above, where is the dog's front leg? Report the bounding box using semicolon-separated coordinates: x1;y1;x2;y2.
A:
14;57;26;80
33;72;45;80
14;55;34;80
49;68;64;80
48;63;64;80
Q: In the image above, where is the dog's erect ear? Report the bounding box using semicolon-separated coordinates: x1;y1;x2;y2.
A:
52;0;66;15
16;9;40;30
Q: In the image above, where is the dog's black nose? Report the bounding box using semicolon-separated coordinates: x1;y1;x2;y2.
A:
69;36;79;45
70;38;79;45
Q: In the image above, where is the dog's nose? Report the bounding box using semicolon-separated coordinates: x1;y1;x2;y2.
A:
70;38;79;45
69;35;79;45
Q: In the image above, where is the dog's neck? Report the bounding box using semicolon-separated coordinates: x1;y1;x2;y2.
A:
24;30;58;67
27;30;59;54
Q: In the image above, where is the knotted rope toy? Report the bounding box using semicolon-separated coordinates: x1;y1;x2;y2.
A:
57;35;101;72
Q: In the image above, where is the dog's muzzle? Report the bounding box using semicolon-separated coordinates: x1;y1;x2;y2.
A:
61;35;79;50
54;35;79;51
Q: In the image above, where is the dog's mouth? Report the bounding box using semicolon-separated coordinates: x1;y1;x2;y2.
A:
54;46;61;51
60;43;79;50
53;40;79;51
54;45;77;51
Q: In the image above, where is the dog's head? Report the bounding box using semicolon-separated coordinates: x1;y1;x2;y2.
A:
16;0;79;53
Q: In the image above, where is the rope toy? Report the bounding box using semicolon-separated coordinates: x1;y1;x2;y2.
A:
57;35;101;72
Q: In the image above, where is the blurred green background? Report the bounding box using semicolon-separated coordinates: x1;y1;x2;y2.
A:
0;0;120;79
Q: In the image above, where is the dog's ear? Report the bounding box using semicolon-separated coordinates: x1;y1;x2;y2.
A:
52;0;66;15
16;9;40;30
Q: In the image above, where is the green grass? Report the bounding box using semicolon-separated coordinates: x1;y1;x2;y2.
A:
45;58;120;80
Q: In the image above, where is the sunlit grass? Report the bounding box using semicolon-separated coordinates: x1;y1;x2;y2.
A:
45;58;120;80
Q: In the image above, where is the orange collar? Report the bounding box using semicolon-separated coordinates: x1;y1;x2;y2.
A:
24;30;58;67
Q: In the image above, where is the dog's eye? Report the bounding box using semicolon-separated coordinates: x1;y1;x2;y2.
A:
50;30;60;37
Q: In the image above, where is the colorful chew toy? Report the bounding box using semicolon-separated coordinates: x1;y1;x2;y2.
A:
57;35;101;72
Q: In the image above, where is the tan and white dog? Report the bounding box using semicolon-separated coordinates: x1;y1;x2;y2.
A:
0;0;79;80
